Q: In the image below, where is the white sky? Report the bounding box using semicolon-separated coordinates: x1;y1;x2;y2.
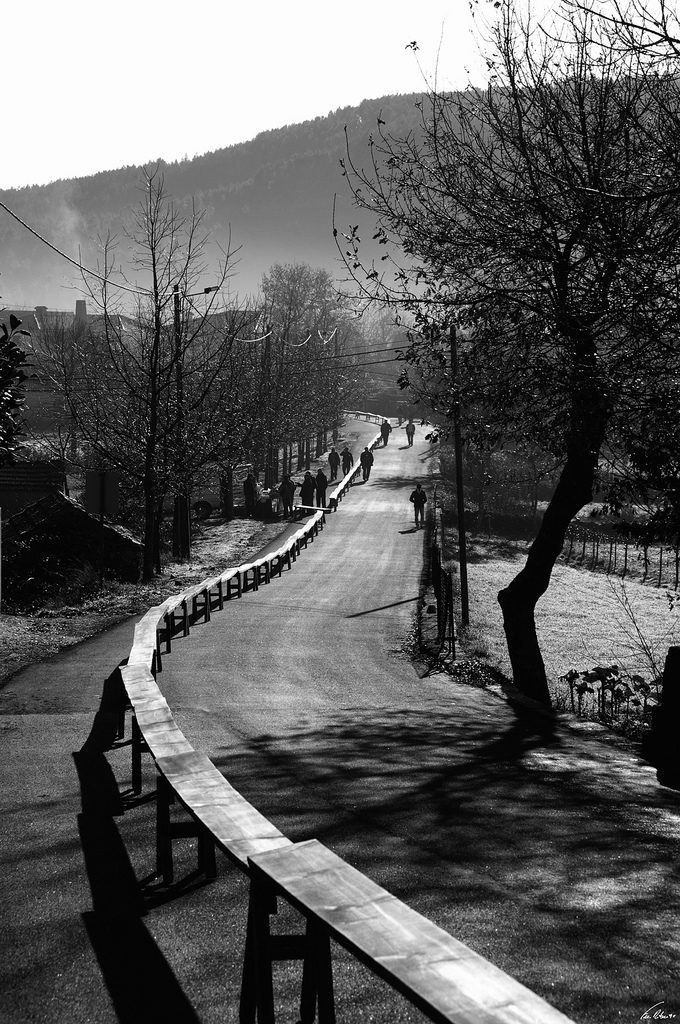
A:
1;0;497;191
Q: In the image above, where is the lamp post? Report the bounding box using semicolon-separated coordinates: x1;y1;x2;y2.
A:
172;284;219;561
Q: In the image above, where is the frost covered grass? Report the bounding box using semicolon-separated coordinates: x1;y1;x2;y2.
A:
456;535;680;697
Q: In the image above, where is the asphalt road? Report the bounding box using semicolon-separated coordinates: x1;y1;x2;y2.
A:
157;422;680;1024
2;418;680;1024
162;425;439;746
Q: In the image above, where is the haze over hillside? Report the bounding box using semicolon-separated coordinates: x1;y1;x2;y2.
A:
0;94;424;310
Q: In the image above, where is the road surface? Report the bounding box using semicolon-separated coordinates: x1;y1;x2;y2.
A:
1;417;679;1024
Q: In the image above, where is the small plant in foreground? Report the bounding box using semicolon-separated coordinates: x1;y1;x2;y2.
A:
556;664;660;739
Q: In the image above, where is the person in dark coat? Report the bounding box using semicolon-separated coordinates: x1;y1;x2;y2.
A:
243;472;257;516
315;468;328;507
278;474;296;517
380;419;392;446
340;446;353;476
409;482;427;527
405;420;416;447
360;446;374;481
328;447;341;481
299;471;315;507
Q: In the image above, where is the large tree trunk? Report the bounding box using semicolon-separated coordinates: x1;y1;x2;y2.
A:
498;335;608;705
173;489;191;561
220;468;234;520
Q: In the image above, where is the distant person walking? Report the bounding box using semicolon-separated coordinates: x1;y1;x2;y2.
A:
380;419;392;446
299;471;316;508
360;446;374;481
405;420;416;447
341;446;353;476
409;482;427;528
278;474;296;517
328;447;341;481
243;472;257;517
315;468;328;507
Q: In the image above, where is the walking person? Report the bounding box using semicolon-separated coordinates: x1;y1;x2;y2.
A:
380;419;392;446
278;474;296;517
405;419;416;447
299;471;316;508
328;447;341;481
409;482;427;528
243;472;257;517
360;446;374;481
315;468;328;507
340;446;353;476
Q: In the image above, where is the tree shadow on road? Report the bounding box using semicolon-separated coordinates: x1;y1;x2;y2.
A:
211;698;680;1022
367;475;433;491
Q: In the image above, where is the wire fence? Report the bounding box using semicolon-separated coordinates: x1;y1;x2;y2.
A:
564;521;680;590
431;542;456;657
430;486;456;656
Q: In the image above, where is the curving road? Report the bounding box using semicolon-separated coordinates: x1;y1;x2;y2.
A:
161;420;440;752
2;416;679;1024
157;418;680;1024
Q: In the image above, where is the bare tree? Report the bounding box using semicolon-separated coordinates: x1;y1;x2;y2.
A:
568;0;680;62
338;3;680;704
42;169;245;578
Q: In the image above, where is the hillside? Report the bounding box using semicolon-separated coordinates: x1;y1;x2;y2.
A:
0;94;423;308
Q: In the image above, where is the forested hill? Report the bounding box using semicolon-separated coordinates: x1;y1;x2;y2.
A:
0;94;423;308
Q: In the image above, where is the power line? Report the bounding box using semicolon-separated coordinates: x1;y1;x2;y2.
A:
334;356;404;370
323;345;405;360
0;198;150;297
25;352;403;387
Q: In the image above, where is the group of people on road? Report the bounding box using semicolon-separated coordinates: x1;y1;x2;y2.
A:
326;444;356;481
277;468;329;516
344;419;426;524
376;418;427;525
245;417;426;525
380;417;416;447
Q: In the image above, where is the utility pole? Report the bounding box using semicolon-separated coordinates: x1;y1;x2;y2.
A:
173;284;191;560
172;283;219;559
451;324;470;627
263;328;272;488
332;329;340;443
